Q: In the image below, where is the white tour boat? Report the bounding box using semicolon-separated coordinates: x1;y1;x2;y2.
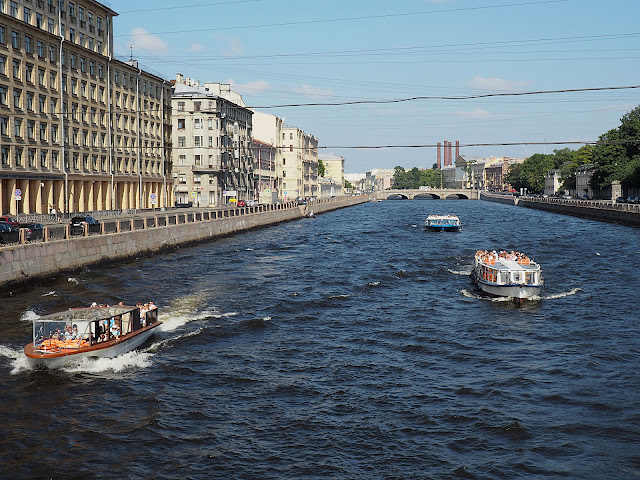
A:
24;304;161;369
471;250;543;301
424;215;461;232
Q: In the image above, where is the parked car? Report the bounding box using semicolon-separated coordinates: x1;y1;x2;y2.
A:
0;216;20;228
20;223;45;241
69;216;101;235
246;200;258;207
0;222;20;244
176;202;193;208
237;200;247;207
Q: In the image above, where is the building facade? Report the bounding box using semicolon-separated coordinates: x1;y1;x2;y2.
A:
171;75;253;207
319;152;345;196
251;110;282;204
544;169;562;196
281;126;318;201
575;163;595;199
0;0;173;215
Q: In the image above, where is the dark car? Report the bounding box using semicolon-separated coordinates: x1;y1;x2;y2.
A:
0;222;20;244
69;216;101;235
20;223;45;241
0;216;20;228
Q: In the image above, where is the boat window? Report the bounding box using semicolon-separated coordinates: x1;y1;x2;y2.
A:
33;319;91;350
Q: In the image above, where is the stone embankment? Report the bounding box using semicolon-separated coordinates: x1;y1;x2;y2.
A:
481;192;640;227
0;196;368;289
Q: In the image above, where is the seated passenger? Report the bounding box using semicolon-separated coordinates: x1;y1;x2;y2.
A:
111;324;120;339
71;324;80;340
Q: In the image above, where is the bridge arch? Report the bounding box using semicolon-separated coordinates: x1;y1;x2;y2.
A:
413;193;441;200
445;193;469;199
387;194;408;200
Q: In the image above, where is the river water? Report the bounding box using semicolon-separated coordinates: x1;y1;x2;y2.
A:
1;199;639;479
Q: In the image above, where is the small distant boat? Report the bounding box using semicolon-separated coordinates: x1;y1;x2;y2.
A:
424;214;461;231
24;304;161;369
470;250;543;302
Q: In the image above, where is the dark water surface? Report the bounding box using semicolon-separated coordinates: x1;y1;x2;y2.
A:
1;200;639;479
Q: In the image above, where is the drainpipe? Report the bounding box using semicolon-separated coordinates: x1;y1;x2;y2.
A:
161;80;167;208
58;7;67;214
136;66;142;209
107;14;114;210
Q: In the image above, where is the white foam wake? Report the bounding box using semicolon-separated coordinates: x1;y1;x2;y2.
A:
449;268;472;276
541;288;581;300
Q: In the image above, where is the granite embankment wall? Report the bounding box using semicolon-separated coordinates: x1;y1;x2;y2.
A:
481;193;640;227
0;196;368;288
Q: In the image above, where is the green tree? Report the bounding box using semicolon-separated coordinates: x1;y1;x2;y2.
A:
392;166;412;189
345;180;353;189
318;159;325;177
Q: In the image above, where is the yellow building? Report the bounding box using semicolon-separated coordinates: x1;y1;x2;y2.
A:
0;0;173;216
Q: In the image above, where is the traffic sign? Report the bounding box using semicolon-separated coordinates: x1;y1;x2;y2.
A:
150;193;157;205
14;189;22;200
191;192;197;197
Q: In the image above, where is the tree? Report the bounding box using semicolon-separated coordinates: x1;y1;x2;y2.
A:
318;159;325;177
345;180;353;189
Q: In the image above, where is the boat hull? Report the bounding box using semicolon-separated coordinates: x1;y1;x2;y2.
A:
25;323;160;369
473;276;543;299
424;224;461;232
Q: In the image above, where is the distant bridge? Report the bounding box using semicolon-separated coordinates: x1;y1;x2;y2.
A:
374;188;479;200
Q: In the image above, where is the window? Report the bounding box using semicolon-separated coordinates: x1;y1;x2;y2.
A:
27;120;35;139
36;13;43;29
25;35;32;53
25;63;33;82
41;150;48;168
0;55;4;75
208;118;213;130
178;155;186;165
15;147;23;166
49;45;56;62
177;118;185;129
178;136;185;147
178;174;186;185
10;1;17;18
194;155;202;166
38;68;45;86
194;136;202;147
26;91;34;110
0;116;7;136
0;86;7;105
79;56;85;72
208;137;213;147
14;118;22;137
37;41;44;57
1;146;8;165
89;60;94;75
48;18;55;34
194;102;201;111
39;95;46;113
70;52;75;69
13;88;21;108
0;26;5;44
24;7;31;24
52;151;58;168
11;30;19;49
177;102;184;111
194;173;201;184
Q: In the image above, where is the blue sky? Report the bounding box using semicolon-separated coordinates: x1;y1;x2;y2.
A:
109;0;640;173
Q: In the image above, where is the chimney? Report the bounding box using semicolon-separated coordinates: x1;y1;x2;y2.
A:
437;142;441;169
455;140;460;160
176;72;184;84
449;142;453;164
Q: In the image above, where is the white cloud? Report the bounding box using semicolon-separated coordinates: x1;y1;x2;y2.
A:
213;34;243;57
292;84;335;99
467;75;529;92
188;43;205;52
130;27;168;54
228;79;271;95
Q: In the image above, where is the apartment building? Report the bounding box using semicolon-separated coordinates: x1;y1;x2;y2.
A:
251;110;282;204
281;126;318;200
0;0;173;215
171;75;253;207
319;152;345;196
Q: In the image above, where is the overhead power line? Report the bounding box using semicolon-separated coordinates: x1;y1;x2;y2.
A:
116;0;569;37
251;85;640;109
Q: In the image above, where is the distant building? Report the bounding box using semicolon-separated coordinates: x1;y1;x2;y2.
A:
545;169;562;196
282;127;318;200
575;163;595;198
252;111;283;204
319;153;345;197
171;75;253;207
344;173;366;192
366;168;394;191
485;157;525;191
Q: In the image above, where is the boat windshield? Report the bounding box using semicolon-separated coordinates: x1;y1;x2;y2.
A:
32;306;141;350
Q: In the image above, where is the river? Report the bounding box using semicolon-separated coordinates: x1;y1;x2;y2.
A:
1;199;638;479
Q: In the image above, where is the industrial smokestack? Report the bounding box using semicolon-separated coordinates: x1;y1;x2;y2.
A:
449;142;453;165
455;140;460;160
437;142;441;169
444;141;448;166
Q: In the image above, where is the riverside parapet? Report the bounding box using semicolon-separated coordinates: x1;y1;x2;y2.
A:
0;196;368;289
481;192;640;227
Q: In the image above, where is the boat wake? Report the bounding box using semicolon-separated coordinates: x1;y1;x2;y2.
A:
19;310;40;322
0;345;32;375
62;350;154;373
42;291;57;297
539;288;581;300
448;268;472;276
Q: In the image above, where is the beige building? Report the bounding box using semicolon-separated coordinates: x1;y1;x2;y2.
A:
544;169;562;196
171;75;253;207
318;152;344;197
251;110;282;203
0;0;173;215
575;163;594;199
281;126;318;200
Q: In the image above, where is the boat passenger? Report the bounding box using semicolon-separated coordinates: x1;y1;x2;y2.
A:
70;324;79;340
111;324;120;339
